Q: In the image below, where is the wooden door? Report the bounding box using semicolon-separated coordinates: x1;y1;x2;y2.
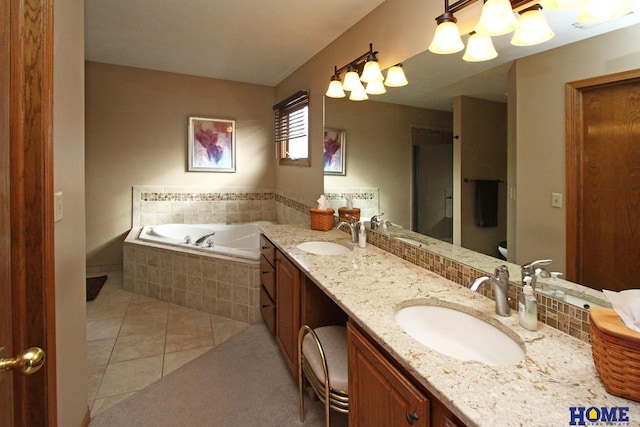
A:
347;322;429;427
1;0;56;425
275;251;300;380
567;70;640;292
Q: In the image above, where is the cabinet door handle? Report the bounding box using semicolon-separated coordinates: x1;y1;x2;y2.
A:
406;411;419;425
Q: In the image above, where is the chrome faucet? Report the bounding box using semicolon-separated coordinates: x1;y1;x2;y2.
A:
469;265;511;317
370;213;385;230
336;215;360;244
521;259;552;290
195;232;216;245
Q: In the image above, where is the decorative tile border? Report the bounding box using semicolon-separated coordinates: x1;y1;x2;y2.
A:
366;229;591;343
132;186;276;227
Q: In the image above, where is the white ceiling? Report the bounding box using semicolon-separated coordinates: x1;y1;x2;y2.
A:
84;0;386;87
85;1;640;110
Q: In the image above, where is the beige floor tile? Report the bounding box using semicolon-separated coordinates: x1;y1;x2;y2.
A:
87;317;123;341
167;305;211;330
110;331;166;363
126;298;169;318
87;364;107;401
162;346;213;376
87;300;129;321
91;392;135;417
87;338;116;367
96;355;163;399
212;318;250;345
119;313;168;336
165;325;213;354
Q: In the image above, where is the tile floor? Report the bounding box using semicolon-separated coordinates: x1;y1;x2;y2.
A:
87;273;250;417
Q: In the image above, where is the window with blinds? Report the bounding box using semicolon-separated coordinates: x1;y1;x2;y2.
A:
273;90;309;166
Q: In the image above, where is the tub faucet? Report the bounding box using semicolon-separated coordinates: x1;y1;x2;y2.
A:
336;216;360;244
469;265;511;317
195;232;216;245
521;259;552;290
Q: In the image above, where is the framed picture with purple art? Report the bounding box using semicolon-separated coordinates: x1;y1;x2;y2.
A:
188;117;236;172
323;128;346;175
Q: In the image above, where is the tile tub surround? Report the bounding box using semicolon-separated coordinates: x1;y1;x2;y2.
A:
260;224;640;427
123;229;261;324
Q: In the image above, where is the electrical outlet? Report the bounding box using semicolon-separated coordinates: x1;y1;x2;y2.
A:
551;192;563;208
54;192;63;222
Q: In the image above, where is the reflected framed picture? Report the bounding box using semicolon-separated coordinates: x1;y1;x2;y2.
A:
188;117;236;172
323;128;346;175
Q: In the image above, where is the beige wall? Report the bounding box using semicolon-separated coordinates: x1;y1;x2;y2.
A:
456;96;507;258
514;24;640;273
324;98;452;228
85;62;275;268
54;0;88;424
275;0;470;206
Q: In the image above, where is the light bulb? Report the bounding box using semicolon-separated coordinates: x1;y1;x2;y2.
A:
343;69;364;92
511;7;554;46
577;0;634;23
384;64;408;87
463;33;498;62
325;79;346;98
475;0;518;36
349;87;369;101
365;80;387;95
361;60;384;83
429;21;465;54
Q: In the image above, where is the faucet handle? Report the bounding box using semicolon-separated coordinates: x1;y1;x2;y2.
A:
371;213;385;222
495;265;509;280
522;259;552;269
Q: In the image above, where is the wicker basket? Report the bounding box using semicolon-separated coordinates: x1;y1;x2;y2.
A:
309;208;335;231
338;207;360;222
589;307;640;403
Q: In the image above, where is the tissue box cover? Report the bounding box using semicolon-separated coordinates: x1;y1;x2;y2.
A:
309;209;334;231
589;307;640;402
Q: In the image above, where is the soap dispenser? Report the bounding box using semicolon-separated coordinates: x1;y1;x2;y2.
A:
358;223;367;248
548;272;565;301
519;276;538;331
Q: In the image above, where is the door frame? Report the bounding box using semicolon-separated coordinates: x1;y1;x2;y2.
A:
565;68;640;283
6;0;57;425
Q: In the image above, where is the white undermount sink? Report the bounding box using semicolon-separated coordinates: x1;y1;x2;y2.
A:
296;241;352;255
395;304;525;366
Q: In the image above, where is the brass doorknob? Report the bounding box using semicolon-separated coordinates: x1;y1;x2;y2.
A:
0;346;46;375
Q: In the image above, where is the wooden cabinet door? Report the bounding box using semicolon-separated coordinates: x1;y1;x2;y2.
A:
348;322;430;427
275;251;301;380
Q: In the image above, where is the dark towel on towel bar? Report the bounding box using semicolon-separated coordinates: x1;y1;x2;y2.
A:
474;180;499;228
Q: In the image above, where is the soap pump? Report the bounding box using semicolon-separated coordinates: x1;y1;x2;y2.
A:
548;272;565;301
358;223;367;248
519;276;538;331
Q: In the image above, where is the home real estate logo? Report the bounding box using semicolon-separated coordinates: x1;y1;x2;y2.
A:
569;406;631;426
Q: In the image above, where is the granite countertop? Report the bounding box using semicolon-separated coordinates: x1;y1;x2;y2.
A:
260;224;639;427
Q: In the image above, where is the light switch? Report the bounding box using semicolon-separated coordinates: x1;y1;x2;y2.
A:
54;192;63;222
551;192;563;208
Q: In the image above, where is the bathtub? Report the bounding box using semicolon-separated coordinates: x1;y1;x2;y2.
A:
137;221;272;261
123;221;273;324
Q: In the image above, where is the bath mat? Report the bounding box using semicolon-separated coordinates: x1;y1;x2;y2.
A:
86;275;107;301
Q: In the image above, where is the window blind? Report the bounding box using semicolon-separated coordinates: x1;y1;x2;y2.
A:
273;90;309;160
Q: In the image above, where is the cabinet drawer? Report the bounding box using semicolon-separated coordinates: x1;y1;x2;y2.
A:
260;255;276;300
260;286;276;336
260;235;276;267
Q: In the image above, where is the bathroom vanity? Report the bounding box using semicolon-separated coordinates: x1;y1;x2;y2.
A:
259;224;640;426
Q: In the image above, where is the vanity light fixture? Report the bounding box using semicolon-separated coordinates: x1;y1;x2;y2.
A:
325;43;409;100
429;0;635;63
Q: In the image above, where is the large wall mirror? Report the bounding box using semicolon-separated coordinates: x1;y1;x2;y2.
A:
324;16;640;309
